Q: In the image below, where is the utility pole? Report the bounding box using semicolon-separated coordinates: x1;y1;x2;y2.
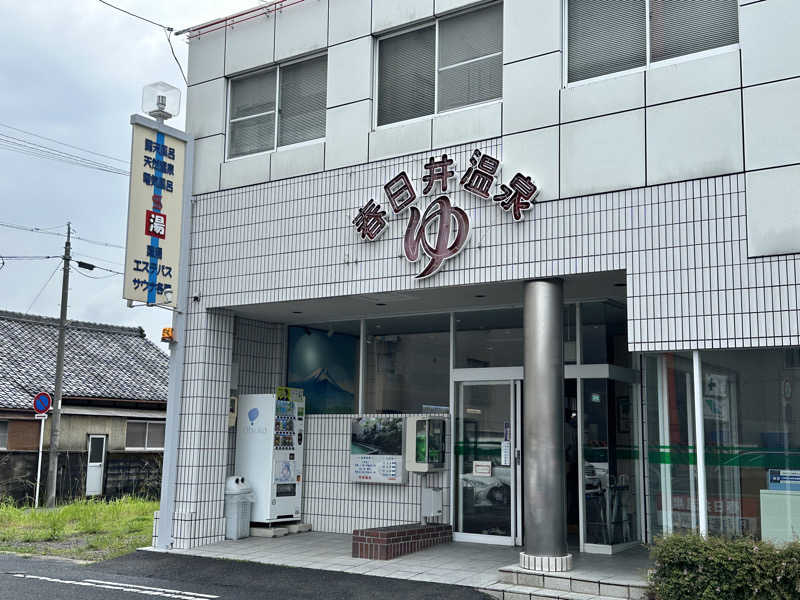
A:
45;222;70;509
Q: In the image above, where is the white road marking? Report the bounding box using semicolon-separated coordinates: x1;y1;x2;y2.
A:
12;574;219;600
84;579;218;598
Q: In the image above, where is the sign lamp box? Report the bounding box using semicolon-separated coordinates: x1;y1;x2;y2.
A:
405;417;446;473
350;416;406;484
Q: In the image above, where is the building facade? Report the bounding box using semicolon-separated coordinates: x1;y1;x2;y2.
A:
163;0;800;566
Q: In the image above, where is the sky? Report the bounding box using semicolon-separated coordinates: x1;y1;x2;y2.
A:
0;1;255;349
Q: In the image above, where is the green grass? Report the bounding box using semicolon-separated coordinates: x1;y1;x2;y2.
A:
0;496;158;561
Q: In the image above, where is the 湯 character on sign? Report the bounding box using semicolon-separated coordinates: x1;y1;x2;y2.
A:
493;173;539;221
352;199;388;241
422;154;455;195
460;150;500;199
145;210;166;239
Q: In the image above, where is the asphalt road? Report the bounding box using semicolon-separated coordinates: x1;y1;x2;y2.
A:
0;551;491;600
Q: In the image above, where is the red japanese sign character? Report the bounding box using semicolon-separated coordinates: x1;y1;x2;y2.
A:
145;210;166;239
493;173;539;221
404;196;470;279
460;149;500;199
352;199;388;241
422;154;455;195
384;171;417;214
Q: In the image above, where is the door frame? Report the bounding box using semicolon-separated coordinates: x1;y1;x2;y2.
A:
86;434;107;497
451;367;523;546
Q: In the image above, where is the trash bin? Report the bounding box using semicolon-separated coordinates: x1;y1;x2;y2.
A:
224;475;255;540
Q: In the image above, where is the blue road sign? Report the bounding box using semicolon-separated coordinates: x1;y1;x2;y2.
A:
33;392;52;414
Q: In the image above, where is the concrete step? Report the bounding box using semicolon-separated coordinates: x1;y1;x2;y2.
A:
498;566;648;600
480;581;636;600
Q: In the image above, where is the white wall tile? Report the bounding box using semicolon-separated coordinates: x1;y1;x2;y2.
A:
503;126;559;202
746;165;800;257
270;140;325;180
561;110;645;197
503;52;561;134
647;91;743;185
744;78;800;171
369;118;432;161
327;36;373;107
275;0;328;61
562;71;644;123
433;101;501;148
372;0;433;33
503;0;560;64
192;135;224;194
186;79;227;140
329;0;372;46
740;0;800;86
646;49;740;106
220;153;270;190
326;100;371;169
187;29;225;85
225;13;275;75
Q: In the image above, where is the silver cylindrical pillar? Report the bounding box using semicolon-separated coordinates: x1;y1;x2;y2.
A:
520;279;571;571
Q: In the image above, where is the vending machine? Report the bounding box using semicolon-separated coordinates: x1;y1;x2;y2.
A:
235;388;305;524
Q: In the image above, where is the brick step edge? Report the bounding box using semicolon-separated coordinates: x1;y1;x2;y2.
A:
482;581;649;600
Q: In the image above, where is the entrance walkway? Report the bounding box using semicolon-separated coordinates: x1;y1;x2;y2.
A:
160;532;651;594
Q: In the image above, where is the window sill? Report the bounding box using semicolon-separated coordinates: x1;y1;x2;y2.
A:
373;98;503;132
225;137;326;164
566;44;740;89
123;448;165;452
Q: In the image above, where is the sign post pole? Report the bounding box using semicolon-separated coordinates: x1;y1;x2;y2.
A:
35;415;47;508
32;391;52;509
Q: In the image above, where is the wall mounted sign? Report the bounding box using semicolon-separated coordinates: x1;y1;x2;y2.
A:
349;416;407;484
123;122;185;307
352;149;540;279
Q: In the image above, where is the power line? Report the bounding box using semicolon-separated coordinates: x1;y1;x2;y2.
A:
71;266;119;280
95;0;188;86
0;122;129;164
0;222;125;250
165;29;188;85
95;0;169;29
70;259;123;275
0;134;129;176
0;255;60;260
27;262;62;312
72;251;124;268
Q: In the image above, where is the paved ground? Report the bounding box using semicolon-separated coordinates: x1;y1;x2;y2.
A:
0;551;492;600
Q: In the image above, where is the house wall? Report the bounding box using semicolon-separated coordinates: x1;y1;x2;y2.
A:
53;415;128;452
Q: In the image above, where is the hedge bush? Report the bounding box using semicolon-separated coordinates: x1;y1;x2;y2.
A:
649;534;800;600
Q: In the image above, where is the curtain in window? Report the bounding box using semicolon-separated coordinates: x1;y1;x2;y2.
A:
229;70;276;158
377;26;436;126
438;4;503;112
568;0;647;83
278;55;327;147
650;0;739;63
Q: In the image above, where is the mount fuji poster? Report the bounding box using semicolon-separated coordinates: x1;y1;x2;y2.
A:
287;326;357;414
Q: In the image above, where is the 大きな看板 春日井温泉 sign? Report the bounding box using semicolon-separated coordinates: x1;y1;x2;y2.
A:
123;121;186;307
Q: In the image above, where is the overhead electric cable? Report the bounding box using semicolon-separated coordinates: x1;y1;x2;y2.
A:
0;122;129;164
0;135;129;176
27;262;62;312
0;222;125;249
0;255;59;260
71;266;120;280
70;259;123;275
94;0;188;85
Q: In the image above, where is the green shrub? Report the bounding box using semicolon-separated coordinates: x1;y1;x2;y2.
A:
649;534;800;600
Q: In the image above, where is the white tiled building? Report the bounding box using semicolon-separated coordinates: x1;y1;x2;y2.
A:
161;0;800;568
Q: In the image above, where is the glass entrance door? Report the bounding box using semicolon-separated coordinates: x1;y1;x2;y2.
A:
454;379;520;545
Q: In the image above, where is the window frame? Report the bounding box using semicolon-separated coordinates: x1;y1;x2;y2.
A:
373;1;504;130
563;0;741;88
225;52;328;162
125;420;166;451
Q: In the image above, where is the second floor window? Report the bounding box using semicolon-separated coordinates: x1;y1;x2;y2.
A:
567;0;739;84
377;3;503;126
227;55;328;159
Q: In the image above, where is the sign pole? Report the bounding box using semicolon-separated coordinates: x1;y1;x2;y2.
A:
34;415;46;508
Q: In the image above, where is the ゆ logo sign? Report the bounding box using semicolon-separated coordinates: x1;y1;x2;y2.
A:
353;149;539;279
